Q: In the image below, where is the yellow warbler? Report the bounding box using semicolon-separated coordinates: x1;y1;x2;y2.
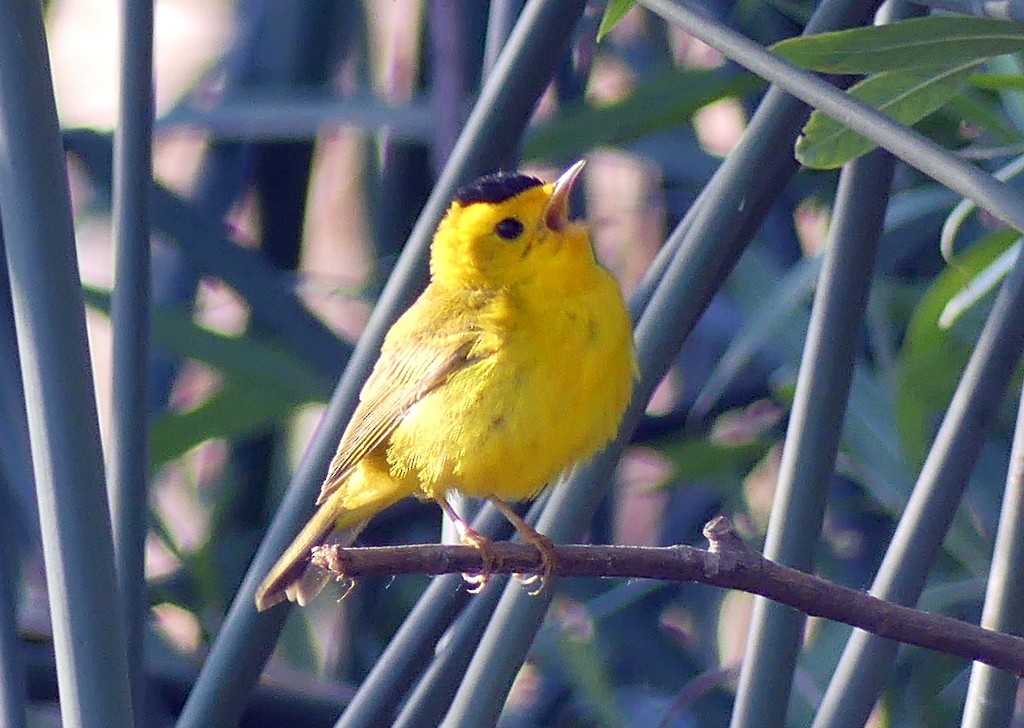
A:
256;160;635;611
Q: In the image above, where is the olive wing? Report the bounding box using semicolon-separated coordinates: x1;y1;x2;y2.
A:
316;305;482;506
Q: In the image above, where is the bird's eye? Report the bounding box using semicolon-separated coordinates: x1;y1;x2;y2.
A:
495;217;524;240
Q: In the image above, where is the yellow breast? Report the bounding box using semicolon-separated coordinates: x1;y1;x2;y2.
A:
386;263;634;501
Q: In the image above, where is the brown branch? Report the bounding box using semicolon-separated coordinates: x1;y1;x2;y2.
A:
311;516;1024;676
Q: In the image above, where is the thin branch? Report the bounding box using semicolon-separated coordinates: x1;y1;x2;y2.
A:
311;517;1024;677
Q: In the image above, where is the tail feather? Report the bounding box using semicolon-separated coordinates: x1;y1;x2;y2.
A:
255;487;406;611
284;522;376;605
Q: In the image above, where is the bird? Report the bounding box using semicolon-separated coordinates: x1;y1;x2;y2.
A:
255;160;636;611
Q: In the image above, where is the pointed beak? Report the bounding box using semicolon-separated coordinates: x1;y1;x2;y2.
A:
544;159;586;231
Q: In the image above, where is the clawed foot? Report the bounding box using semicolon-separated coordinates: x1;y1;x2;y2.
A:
458;525;497;593
491;498;557;596
437;497;497;593
438;497;559;595
513;530;556;596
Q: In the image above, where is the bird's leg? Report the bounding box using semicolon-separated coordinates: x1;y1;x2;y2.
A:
436;497;496;593
490;498;556;596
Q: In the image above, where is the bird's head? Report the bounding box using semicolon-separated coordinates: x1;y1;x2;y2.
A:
430;160;593;290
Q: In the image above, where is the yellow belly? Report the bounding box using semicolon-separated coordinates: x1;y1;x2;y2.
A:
385;275;634;501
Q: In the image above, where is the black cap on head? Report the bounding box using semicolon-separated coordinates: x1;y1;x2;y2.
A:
454;172;544;206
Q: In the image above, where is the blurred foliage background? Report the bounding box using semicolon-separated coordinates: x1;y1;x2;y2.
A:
4;0;1024;726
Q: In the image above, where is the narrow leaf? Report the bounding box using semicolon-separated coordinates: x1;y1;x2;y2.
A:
843;368;991;573
896;230;1018;464
596;0;636;42
942;91;1022;144
83;284;332;402
939;239;1021;329
773;16;1024;73
940;155;1024;262
653;436;774;483
692;255;820;417
556;615;625;728
796;62;981;169
971;73;1024;92
151;385;302;467
523;67;762;162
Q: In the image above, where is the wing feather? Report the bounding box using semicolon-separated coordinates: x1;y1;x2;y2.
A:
316;293;485;505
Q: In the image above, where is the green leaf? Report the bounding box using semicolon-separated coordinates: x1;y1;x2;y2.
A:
970;72;1024;92
556;608;625;728
939;238;1020;329
941;155;1024;262
150;385;302;467
85;283;333;467
796;62;981;169
693;255;820;417
523;67;763;163
896;230;1019;464
83;284;332;402
919;576;987;612
843;367;991;573
653;435;775;484
596;0;635;42
942;90;1023;144
758;0;813;26
773;16;1024;73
